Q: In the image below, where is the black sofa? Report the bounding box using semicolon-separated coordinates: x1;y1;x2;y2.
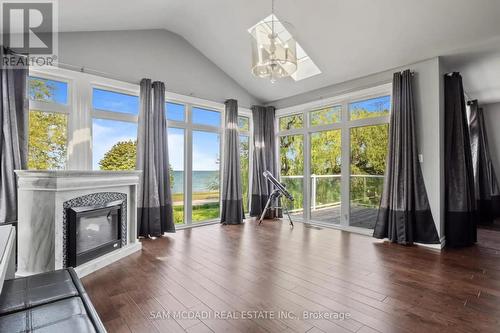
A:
0;268;106;332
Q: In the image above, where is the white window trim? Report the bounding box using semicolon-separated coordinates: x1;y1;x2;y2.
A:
276;83;392;231
29;66;253;226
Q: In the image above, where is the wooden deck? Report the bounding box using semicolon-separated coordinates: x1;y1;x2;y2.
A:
308;205;379;229
82;219;500;333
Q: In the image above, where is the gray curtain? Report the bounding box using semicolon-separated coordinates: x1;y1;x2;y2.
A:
468;100;500;224
220;99;244;225
250;105;280;218
373;70;439;244
444;72;476;247
0;49;27;225
136;79;175;237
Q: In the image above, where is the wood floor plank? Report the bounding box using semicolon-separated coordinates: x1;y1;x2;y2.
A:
82;220;500;333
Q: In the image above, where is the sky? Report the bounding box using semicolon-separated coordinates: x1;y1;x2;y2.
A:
30;76;68;104
348;95;391;113
30;77;222;171
92;119;137;169
93;89;139;114
91;90;220;171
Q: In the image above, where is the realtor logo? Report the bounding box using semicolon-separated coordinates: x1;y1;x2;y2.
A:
1;0;58;67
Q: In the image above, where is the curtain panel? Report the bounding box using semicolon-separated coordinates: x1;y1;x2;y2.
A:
136;79;175;237
220;99;245;224
444;72;477;247
468;100;500;224
0;48;28;225
250;105;281;218
373;70;439;245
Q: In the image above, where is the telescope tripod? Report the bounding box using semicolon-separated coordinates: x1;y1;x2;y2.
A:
258;189;294;227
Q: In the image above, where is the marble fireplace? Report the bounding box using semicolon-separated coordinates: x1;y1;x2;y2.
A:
15;170;142;277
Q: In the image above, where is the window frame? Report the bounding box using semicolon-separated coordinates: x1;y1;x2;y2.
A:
276;83;391;233
29;66;253;228
237;115;252;214
28;72;72;169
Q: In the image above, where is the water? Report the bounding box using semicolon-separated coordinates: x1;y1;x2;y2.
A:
171;170;219;193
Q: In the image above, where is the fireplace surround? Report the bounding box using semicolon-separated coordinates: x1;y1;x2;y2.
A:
15;170;142;277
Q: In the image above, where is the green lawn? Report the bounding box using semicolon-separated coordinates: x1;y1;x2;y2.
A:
173;202;220;224
172;191;219;203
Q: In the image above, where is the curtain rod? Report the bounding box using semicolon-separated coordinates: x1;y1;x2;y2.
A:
54;62;253;110
2;47;27;58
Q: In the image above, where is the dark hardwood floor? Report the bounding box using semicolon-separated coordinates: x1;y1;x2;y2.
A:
82;220;500;333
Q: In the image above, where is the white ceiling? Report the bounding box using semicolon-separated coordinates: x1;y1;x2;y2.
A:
58;0;500;103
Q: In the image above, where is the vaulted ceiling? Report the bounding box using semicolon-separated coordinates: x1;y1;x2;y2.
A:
59;0;500;103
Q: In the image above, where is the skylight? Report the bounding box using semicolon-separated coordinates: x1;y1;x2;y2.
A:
249;14;321;81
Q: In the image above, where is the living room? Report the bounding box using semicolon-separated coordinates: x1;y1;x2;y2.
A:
0;1;500;332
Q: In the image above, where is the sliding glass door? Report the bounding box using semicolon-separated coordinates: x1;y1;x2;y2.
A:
350;124;389;229
280;134;304;217
310;129;341;224
277;87;391;230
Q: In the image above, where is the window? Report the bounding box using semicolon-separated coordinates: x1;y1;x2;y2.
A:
279;114;303;131
238;115;251;214
92;88;139;115
168;127;185;224
277;84;391;229
28;111;68;170
29;76;68;104
349;95;390;120
29;67;253;228
192;131;220;222
310;106;341;126
92;88;139;170
280;134;304;217
28;76;69;170
238;116;250;131
350;124;389;229
92;119;137;170
166;102;185;122
240;135;250;212
192;107;221;127
310;129;341;223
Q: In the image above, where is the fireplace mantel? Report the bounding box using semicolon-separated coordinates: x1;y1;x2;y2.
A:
15;170;142;191
15;170;142;277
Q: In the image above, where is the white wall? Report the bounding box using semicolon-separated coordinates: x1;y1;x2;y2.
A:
57;29;259;107
483;102;500;177
271;57;445;241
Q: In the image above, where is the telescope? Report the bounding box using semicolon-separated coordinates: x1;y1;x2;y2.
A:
258;171;294;227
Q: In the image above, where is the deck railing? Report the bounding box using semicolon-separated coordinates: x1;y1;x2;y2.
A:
281;174;384;212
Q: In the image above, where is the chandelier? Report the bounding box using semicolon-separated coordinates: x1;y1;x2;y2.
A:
250;0;298;83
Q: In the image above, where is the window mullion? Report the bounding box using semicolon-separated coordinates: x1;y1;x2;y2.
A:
184;104;193;225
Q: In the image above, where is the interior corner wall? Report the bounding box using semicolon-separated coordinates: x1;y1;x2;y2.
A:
272;57;444;241
482;102;500;178
57;29;259;107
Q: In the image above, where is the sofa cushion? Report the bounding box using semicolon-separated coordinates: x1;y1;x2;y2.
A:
0;296;96;332
0;269;78;315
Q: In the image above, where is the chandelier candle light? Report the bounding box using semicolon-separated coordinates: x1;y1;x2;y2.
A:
251;0;298;83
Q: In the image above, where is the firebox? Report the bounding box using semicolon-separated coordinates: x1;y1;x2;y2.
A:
66;200;123;267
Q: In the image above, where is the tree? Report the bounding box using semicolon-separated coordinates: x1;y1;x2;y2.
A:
28;78;68;170
28;111;68;170
99;140;137;171
98;140;174;186
240;137;250;211
29;78;54;101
